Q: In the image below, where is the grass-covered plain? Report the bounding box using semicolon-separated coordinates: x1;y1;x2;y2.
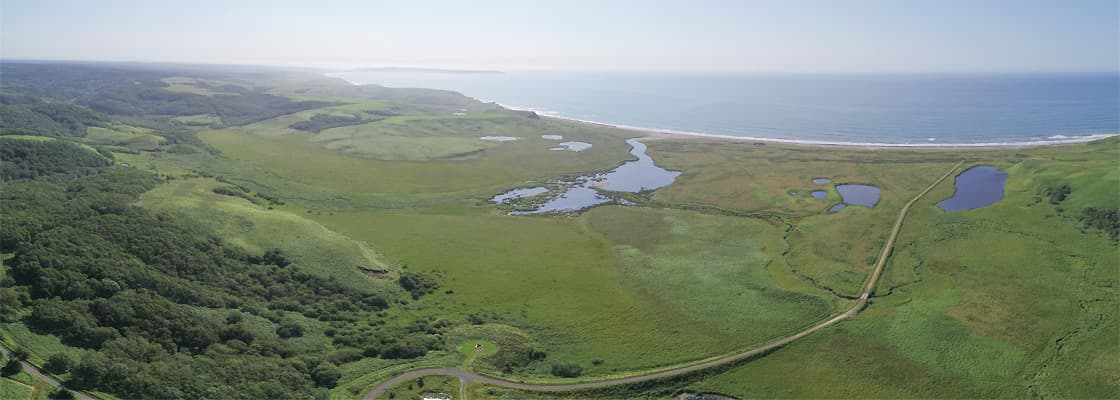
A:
139;89;1120;396
3;64;1115;399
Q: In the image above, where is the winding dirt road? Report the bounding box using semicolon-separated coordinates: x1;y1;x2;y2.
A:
365;161;964;400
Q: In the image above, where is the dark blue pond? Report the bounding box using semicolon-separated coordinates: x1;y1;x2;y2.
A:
836;184;881;207
937;166;1009;211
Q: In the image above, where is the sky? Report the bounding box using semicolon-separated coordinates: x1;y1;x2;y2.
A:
2;0;1118;73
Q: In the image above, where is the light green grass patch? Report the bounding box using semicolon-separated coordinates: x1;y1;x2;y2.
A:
161;77;244;96
0;323;85;365
458;339;500;366
137;177;393;294
85;124;165;150
170;114;222;125
0;378;34;400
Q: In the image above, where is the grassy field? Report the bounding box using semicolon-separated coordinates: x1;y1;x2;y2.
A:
43;74;1115;398
0;373;49;400
137;176;395;294
85;123;165;150
658;138;1119;398
382;375;460;400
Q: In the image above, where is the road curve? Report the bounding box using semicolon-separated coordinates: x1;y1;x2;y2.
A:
0;344;96;400
365;161;964;400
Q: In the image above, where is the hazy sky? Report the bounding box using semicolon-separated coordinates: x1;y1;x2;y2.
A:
3;0;1118;72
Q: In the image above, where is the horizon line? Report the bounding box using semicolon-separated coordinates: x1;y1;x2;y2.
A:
3;57;1119;76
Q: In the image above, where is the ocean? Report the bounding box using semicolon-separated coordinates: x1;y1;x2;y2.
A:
329;70;1119;146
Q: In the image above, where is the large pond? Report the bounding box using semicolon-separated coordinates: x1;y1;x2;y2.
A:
500;138;680;214
836;184;881;207
937;166;1009;211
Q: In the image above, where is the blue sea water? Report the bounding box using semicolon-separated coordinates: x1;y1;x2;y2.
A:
330;70;1119;145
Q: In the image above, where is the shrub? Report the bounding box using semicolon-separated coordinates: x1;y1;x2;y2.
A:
550;362;582;378
44;353;74;374
276;321;304;338
1;359;22;376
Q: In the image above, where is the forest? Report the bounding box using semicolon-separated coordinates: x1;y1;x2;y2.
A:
0;91;445;398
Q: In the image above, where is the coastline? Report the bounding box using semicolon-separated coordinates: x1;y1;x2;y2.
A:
327;73;1118;149
525;108;1117;149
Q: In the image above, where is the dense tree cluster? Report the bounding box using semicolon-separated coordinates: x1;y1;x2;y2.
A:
0;94;106;137
0;139;442;399
0;62;330;127
0;139;111;180
1080;207;1119;241
398;271;440;300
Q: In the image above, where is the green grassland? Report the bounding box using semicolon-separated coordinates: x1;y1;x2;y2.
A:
0;377;36;400
144;92;1118;396
137;176;395;294
85;124;166;150
382;375;459;400
0;372;51;400
5;67;1114;398
170;114;222;125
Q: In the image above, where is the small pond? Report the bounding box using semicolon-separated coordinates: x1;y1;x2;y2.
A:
550;141;592;152
829;204;847;212
491;187;548;203
836;184;880;207
541;135;563;140
811;190;827;199
813;178;831;184
789;191;798;196
937;166;1009;211
480;136;519;142
508;138;680;214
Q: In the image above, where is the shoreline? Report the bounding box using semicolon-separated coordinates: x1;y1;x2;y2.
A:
505;106;1117;149
327;73;1118;149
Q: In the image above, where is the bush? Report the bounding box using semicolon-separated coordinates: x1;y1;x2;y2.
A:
48;389;76;400
11;347;30;361
311;363;341;387
550;362;582;378
1044;184;1072;204
1080;207;1119;240
276;321;304;338
44;353;74;374
1;359;22;376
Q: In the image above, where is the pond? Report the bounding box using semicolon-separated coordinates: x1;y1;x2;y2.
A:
813;178;831;184
507;138;680;214
811;190;827;199
550;141;592;152
829;203;847;212
836;184;880;207
479;136;519;142
491;187;548;203
937;166;1009;211
541;135;563;140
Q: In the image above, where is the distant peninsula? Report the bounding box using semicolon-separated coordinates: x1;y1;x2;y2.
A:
344;66;503;74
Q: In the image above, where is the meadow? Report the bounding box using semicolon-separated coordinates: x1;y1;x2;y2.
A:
148;78;1120;397
2;68;1114;399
